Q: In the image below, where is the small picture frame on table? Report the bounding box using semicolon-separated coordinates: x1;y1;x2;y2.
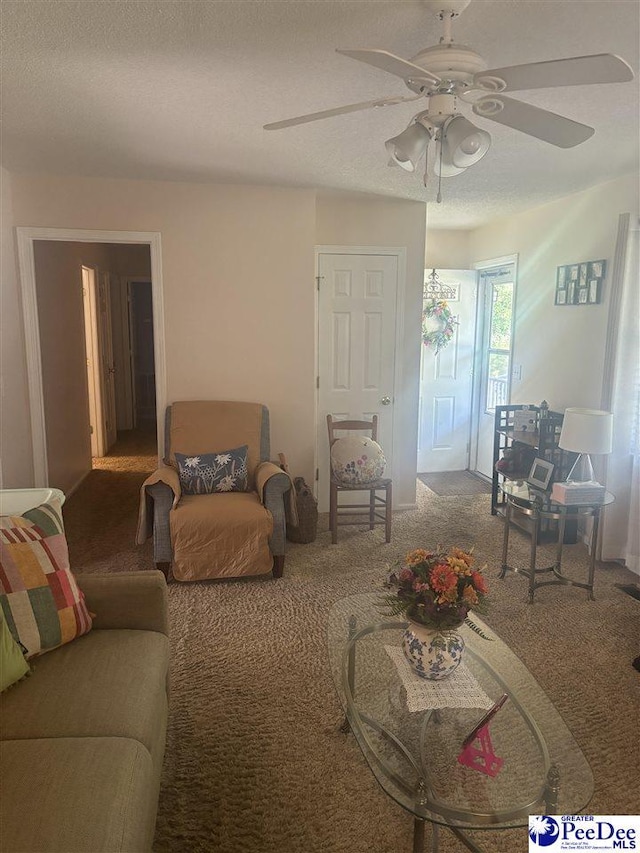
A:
527;458;554;491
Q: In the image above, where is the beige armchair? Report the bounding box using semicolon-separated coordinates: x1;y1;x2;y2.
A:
137;401;290;581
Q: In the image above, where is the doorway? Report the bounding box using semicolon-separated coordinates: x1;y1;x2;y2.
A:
470;256;518;480
17;227;165;490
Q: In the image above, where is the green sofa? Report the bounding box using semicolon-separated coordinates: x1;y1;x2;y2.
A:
0;571;169;852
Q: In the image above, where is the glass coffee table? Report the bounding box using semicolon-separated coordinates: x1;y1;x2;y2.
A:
327;593;593;853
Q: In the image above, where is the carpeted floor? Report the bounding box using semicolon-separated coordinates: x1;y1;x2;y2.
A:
63;432;640;853
418;470;492;496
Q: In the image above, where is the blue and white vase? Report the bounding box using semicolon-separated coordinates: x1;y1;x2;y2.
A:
402;621;465;681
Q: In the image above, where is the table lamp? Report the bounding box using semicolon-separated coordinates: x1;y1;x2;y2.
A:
558;408;613;486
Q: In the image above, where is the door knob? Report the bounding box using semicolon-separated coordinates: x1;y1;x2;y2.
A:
381;396;391;406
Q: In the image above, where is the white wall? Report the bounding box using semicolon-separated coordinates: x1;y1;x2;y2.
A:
468;175;640;412
425;229;471;270
7;174;318;486
0;167;34;488
316;193;427;507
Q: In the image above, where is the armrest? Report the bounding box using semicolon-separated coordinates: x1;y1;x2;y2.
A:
257;461;291;501
77;571;168;636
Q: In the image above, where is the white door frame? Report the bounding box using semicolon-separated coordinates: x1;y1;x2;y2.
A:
469;254;518;474
314;245;407;505
81;266;104;457
16;227;166;486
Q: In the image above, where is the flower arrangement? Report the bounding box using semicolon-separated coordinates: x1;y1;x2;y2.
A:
421;299;457;355
384;546;488;631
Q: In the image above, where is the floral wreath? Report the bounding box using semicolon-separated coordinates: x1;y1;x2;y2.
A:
421;299;457;355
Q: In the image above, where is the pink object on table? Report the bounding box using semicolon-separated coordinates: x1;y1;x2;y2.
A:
457;724;504;777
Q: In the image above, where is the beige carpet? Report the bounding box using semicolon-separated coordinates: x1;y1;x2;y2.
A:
63;432;640;853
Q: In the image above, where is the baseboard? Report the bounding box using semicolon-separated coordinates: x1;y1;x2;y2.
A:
64;469;91;499
395;502;417;511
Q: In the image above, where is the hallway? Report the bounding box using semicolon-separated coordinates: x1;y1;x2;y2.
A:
64;428;158;574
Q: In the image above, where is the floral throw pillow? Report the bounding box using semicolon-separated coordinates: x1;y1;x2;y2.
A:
175;446;249;495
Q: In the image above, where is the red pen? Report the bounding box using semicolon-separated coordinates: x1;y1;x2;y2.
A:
462;693;509;748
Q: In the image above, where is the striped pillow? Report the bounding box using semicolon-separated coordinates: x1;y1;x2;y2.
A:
0;500;92;659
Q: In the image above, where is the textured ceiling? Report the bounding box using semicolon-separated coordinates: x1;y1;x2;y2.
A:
1;0;638;229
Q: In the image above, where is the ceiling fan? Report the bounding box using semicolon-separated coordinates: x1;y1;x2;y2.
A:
264;0;634;197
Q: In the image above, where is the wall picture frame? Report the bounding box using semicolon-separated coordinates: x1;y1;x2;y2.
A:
527;457;554;490
555;259;606;306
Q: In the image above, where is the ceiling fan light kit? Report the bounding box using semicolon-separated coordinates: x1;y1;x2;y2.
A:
264;0;634;201
444;115;491;167
385;118;433;172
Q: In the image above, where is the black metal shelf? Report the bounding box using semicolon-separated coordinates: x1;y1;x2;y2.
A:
491;404;577;543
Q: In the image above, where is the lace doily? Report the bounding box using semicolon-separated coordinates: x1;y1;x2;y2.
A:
384;646;494;713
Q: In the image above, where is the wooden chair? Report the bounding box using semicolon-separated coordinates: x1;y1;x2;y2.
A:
327;414;392;545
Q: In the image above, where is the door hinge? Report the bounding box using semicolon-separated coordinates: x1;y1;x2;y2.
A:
89;425;94;435
315;468;319;481
316;275;324;291
316;376;320;389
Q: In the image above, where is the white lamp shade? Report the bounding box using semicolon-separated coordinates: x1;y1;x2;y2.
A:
385;122;431;172
444;116;491;167
434;141;467;177
559;408;613;454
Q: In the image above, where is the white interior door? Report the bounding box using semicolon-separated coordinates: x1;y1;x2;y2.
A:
317;251;398;513
417;270;477;472
81;266;102;457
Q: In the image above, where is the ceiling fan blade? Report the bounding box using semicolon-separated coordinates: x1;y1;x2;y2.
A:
337;49;441;86
473;94;594;148
475;54;634;93
263;94;420;130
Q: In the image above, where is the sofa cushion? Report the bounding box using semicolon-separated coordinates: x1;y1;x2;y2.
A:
0;500;92;658
0;736;157;852
0;628;169;761
175;445;249;494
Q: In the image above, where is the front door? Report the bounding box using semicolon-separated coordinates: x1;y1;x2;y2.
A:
316;251;399;513
417;269;477;472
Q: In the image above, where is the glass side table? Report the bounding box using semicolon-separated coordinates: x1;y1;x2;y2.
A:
499;481;614;603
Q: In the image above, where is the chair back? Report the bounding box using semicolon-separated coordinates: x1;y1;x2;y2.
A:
165;401;270;489
326;414;378;449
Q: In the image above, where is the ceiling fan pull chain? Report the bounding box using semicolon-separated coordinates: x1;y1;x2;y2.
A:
436;132;443;203
423;144;429;188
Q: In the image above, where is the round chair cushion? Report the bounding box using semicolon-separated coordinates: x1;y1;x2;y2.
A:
330;436;386;485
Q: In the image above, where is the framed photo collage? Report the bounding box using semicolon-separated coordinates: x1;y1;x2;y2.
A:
555;259;606;306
